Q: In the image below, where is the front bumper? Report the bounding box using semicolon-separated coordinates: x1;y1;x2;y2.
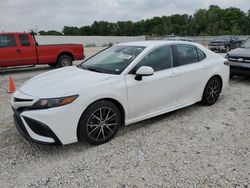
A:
11;90;85;145
13;108;62;145
209;46;226;51
228;61;250;76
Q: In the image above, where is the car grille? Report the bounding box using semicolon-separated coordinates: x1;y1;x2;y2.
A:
229;56;250;63
210;42;223;46
12;96;36;110
14;97;33;102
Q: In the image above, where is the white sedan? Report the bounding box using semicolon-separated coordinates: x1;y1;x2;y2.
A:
11;41;229;145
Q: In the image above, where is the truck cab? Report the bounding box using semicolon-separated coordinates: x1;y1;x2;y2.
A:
0;32;84;69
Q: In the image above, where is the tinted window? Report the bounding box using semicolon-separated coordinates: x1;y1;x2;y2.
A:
233;36;239;40
132;45;173;73
197;48;206;61
175;44;199;66
0;35;16;47
19;35;30;46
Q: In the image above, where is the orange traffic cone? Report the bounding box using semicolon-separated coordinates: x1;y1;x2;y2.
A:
8;76;16;93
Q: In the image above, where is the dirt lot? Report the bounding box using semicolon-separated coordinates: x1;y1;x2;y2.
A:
0;48;250;187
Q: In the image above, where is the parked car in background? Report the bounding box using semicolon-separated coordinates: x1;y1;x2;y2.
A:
11;41;229;145
225;38;250;78
0;32;84;69
209;36;243;52
164;36;193;42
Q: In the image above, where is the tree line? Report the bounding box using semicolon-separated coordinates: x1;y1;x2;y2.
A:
39;5;250;36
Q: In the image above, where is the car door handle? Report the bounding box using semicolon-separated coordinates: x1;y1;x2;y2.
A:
169;72;178;78
16;49;21;53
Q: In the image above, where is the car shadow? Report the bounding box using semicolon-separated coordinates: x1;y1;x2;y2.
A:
22;103;202;156
230;76;250;84
9;76;250;156
0;66;54;75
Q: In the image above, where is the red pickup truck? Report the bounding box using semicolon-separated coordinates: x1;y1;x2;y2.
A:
0;32;84;69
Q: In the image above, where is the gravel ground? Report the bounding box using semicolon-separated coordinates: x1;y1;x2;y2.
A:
0;49;250;188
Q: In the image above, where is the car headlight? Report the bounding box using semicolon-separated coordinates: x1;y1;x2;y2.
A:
225;53;229;59
32;95;79;109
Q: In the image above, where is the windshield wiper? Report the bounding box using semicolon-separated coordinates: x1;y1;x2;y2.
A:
87;67;101;73
79;65;101;73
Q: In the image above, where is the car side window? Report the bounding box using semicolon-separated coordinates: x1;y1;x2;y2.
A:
233;36;239;40
174;44;199;67
0;35;16;47
19;35;30;46
131;45;173;73
197;48;206;61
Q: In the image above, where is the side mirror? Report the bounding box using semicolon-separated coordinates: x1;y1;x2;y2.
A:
135;66;154;81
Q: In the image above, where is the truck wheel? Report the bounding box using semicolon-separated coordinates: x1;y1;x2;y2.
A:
48;63;57;67
58;55;72;67
225;45;230;52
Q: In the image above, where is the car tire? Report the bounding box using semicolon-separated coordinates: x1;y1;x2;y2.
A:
225;45;230;52
201;76;222;106
48;63;57;67
58;55;72;67
78;100;121;145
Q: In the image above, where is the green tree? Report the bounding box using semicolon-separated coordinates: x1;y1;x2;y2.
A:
40;5;250;36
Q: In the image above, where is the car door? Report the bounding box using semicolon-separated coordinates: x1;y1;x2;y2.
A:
173;44;208;105
0;34;22;67
125;45;180;121
18;34;37;65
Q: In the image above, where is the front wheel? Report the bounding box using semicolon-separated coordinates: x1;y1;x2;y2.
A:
78;100;121;145
58;55;72;67
201;77;222;106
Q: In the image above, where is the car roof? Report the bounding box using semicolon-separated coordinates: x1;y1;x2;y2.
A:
0;32;29;35
116;40;196;48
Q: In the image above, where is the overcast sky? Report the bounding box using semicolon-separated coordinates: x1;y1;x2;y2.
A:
0;0;249;32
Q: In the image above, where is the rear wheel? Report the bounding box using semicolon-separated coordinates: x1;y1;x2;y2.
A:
78;100;121;145
201;77;222;106
58;55;72;67
48;63;57;67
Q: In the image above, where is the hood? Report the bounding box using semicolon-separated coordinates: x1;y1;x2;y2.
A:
19;66;111;98
228;47;250;58
210;40;226;44
214;39;227;42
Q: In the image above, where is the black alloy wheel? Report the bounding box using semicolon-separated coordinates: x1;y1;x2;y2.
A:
202;77;222;105
78;100;121;145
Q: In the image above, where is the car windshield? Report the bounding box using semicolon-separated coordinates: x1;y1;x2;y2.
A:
79;45;145;74
216;36;231;41
240;38;250;48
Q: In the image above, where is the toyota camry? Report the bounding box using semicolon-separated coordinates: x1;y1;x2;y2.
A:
11;41;229;145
